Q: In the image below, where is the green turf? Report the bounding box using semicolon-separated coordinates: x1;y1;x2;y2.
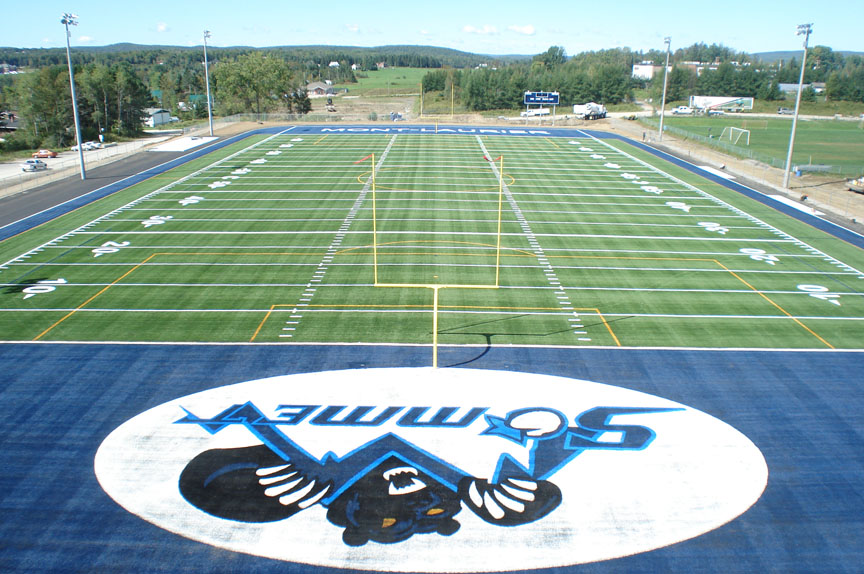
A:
1;130;862;349
656;115;864;176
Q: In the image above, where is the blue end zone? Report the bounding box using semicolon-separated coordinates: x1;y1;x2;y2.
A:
0;343;862;573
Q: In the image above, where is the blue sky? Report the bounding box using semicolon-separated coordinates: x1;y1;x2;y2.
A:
10;0;861;56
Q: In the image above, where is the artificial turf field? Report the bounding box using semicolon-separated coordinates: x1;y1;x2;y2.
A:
1;125;863;574
1;127;862;349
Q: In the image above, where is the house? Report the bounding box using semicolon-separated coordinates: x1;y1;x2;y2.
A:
306;82;335;98
632;63;670;80
143;108;172;127
328;61;340;68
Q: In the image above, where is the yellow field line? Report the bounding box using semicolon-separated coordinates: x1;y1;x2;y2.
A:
590;308;622;346
313;135;328;145
545;137;561;148
249;304;277;342
713;261;834;349
33;254;157;341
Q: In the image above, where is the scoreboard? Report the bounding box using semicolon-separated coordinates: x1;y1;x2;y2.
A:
524;91;560;105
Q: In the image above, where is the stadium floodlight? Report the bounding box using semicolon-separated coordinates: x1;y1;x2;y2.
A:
782;23;813;189
203;30;214;137
658;37;671;141
61;13;86;180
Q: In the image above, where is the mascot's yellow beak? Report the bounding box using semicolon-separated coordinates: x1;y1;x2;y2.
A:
382;518;396;528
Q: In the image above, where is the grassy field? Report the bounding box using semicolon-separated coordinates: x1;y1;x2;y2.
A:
335;67;426;96
1;129;862;348
658;115;864;176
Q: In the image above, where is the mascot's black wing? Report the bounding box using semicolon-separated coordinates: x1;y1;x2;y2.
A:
179;445;332;522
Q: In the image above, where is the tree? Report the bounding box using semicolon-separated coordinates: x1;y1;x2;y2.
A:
9;66;72;147
757;79;783;101
533;46;567;68
112;63;152;135
213;52;294;117
290;89;312;115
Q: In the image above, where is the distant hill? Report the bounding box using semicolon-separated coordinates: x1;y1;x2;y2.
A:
753;50;864;63
62;43;530;66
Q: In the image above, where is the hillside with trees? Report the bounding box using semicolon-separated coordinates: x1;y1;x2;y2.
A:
1;42;862;152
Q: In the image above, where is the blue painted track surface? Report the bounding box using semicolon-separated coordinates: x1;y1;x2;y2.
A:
1;343;862;573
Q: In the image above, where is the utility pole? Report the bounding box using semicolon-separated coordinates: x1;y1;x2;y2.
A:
658;37;671;142
782;23;813;189
62;13;86;180
203;30;214;137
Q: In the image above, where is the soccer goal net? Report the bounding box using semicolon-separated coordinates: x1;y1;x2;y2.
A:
720;126;750;146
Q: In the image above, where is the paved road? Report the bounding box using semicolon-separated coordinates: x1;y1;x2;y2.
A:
0;148;186;230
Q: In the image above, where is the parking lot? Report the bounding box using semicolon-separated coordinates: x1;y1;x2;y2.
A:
0;136;172;199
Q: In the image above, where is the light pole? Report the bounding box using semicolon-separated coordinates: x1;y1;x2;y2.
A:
203;30;214;137
61;13;86;180
658;36;671;141
782;23;813;189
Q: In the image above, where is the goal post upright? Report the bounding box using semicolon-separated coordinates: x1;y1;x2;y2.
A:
371;153;378;285
495;154;503;287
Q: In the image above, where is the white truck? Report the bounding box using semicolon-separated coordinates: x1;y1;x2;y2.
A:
520;107;550;117
572;102;607;120
671;106;693;115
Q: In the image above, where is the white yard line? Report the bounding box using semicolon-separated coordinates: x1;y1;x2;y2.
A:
0;128;296;273
270;134;399;340
579;130;864;280
476;135;594;342
3;307;860;326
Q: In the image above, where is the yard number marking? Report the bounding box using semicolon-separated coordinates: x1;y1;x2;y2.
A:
698;221;729;235
142;215;173;228
22;278;67;299
740;248;778;265
666;201;691;212
92;241;131;258
797;284;841;306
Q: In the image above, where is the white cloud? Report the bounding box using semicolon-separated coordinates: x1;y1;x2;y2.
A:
77;35;93;43
463;24;498;35
346;23;360;33
508;24;535;36
157;22;169;33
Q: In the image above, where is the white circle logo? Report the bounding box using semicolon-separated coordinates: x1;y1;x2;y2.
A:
95;368;767;572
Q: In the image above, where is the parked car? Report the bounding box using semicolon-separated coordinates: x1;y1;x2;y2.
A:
778;107;794;115
21;159;48;172
707;109;725;116
671;106;693;115
70;141;100;151
32;149;58;158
